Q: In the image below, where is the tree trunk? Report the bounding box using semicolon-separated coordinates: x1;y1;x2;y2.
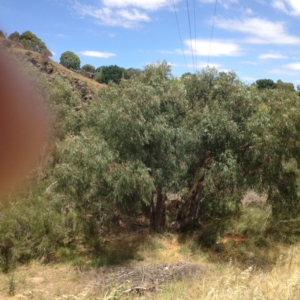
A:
150;188;166;233
171;151;211;231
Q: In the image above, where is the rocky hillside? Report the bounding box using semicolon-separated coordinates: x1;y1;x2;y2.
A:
0;37;105;102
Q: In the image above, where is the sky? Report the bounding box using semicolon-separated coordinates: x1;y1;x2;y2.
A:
0;0;300;85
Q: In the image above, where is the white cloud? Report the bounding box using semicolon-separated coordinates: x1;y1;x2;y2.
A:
272;0;289;13
50;50;56;56
73;2;150;28
72;0;177;28
79;51;116;58
269;68;298;76
285;62;300;70
102;0;175;11
183;39;243;57
214;17;300;44
268;62;300;76
272;0;300;15
258;53;288;59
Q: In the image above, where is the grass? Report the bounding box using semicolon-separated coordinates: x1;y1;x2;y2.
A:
152;246;300;300
1;231;300;299
2;194;300;299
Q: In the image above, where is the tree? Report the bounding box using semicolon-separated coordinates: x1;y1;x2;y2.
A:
52;62;300;239
80;64;95;73
7;31;20;42
98;65;124;84
255;79;277;90
60;51;80;71
276;80;295;92
172;69;300;232
0;30;5;38
54;61;187;233
80;64;95;78
125;68;142;79
19;31;48;52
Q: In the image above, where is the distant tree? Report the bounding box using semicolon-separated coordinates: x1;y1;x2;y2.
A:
277;79;295;92
94;71;102;83
125;68;142;79
99;65;124;84
19;31;48;52
8;31;20;42
80;64;95;74
0;30;5;38
181;72;192;79
255;79;277;90
60;51;80;71
95;67;102;73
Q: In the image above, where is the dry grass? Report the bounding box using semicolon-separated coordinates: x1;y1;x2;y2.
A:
1;232;300;299
153;244;300;300
0;38;106;94
1;192;300;299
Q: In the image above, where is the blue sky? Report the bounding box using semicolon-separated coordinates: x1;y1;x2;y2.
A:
1;0;300;85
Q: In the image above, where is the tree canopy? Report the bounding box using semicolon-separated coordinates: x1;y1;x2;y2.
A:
81;64;95;73
60;51;81;71
8;31;20;42
95;65;124;84
19;31;48;52
255;79;277;90
51;62;300;234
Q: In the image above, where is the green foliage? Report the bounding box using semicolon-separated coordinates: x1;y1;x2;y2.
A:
277;79;295;92
182;69;300;220
80;64;95;73
94;71;102;83
52;60;188;234
7;31;20;42
0;191;78;272
125;68;142;78
3;56;300;271
7;273;15;296
48;77;82;140
255;79;277;90
97;65;124;84
60;51;80;71
19;30;47;52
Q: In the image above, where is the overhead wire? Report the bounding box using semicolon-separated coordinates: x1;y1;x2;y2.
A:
186;0;195;72
207;0;218;65
193;0;198;71
171;0;188;73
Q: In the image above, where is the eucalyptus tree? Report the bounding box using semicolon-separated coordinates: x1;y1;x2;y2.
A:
53;61;188;233
174;68;300;229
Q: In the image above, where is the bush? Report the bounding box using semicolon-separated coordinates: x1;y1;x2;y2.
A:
60;51;80;71
20;31;48;53
7;31;20;42
0;189;78;272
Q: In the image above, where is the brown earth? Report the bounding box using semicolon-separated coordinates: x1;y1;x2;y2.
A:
0;37;105;102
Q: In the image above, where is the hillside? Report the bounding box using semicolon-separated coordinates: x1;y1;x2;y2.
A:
0;36;105;102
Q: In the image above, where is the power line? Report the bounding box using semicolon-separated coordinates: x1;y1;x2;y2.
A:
207;0;218;65
185;0;195;73
193;0;198;71
171;0;188;73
